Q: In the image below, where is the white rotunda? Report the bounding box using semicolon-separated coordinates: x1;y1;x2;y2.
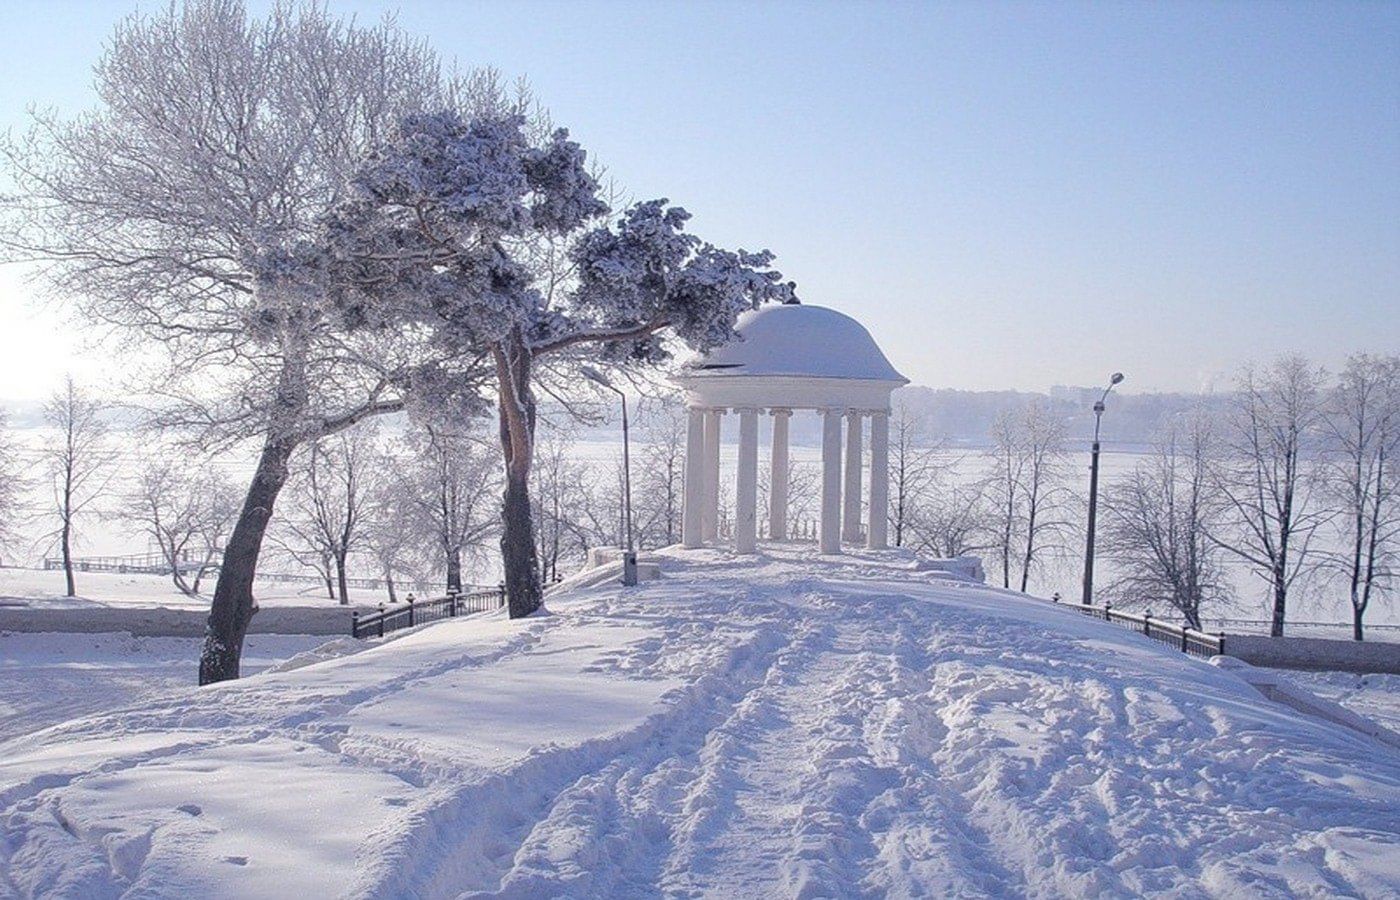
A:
674;302;908;554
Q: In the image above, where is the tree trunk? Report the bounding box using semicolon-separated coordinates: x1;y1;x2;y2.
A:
336;552;350;606
1354;605;1365;642
384;567;398;605
1270;565;1287;638
61;517;75;597
199;437;296;685
495;335;542;618
446;549;462;595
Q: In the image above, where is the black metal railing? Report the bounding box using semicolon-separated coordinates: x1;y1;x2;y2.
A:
351;585;507;639
1052;594;1226;658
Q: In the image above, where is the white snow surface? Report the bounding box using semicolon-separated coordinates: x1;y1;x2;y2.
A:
682;304;908;382
1;544;1398;899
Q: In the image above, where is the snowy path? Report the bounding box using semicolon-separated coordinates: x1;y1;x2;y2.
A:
1;545;1398;898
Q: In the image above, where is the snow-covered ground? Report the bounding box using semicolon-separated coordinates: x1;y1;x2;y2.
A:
1270;669;1400;734
1;545;1398;898
0;567;389;610
0;633;330;745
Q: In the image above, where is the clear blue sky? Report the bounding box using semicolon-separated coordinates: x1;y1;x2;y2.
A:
1;0;1396;397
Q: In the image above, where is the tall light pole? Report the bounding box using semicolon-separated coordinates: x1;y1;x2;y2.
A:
581;367;637;586
1081;372;1124;605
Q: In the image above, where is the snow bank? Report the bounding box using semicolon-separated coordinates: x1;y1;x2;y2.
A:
1;544;1397;898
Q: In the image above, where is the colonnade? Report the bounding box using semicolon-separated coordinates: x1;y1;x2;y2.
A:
681;406;890;553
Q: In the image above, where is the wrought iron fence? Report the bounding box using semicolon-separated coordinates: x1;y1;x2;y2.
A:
1052;594;1226;658
351;585;507;639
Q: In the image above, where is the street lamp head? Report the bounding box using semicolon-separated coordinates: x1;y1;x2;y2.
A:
580;366;613;390
1110;372;1125;386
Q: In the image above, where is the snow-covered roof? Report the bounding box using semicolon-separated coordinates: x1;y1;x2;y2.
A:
682;304;908;384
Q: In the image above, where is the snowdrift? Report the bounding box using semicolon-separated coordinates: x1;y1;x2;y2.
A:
1;545;1397;898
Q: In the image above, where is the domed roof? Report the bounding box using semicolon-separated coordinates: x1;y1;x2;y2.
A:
683;304;907;383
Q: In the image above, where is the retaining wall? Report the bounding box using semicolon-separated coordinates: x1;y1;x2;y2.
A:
1224;633;1400;674
0;605;366;637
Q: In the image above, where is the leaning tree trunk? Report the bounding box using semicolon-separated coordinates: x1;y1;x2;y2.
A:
199;437;296;685
495;335;543;619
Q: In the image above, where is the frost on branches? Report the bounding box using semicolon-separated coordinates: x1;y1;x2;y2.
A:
324;110;795;617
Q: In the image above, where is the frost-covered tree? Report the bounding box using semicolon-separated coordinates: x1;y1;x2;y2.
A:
42;378;114;597
394;423;500;596
1321;353;1399;640
278;427;380;605
0;1;508;682
121;458;240;596
325;110;793;617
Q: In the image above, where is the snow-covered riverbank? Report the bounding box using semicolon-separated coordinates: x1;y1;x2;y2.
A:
1;545;1397;897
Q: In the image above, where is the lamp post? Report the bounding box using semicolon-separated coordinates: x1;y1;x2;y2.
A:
581;366;637;586
1081;372;1124;605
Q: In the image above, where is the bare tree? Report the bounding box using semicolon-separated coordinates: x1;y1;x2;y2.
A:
41;378;113;597
363;475;429;604
1211;356;1330;637
985;401;1072;591
397;424;500;595
0;1;499;681
279;428;380;605
636;401;687;548
887;400;942;548
1100;409;1225;629
0;409;25;560
1322;353;1399;640
532;424;592;583
121;458;240;596
906;476;991;560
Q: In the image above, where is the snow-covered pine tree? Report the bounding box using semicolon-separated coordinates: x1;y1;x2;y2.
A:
324;110;794;616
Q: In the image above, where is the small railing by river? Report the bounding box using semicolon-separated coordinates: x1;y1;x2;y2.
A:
351;586;506;639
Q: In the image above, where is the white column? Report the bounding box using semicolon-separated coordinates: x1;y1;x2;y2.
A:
768;408;791;540
682;407;706;548
842;410;864;543
820;408;844;554
867;409;890;550
702;409;723;542
735;408;759;553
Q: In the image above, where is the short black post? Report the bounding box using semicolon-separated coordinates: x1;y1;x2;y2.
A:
408;595;415;627
1104;601;1112;621
1143;610;1152;635
1052;592;1060;603
378;603;385;638
1180;627;1189;653
498;581;507;609
1219;632;1226;655
352;610;360;639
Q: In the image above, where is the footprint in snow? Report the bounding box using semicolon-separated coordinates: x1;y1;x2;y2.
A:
224;856;248;866
176;804;202;817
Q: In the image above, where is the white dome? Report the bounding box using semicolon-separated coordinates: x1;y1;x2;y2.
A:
683;304;907;383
